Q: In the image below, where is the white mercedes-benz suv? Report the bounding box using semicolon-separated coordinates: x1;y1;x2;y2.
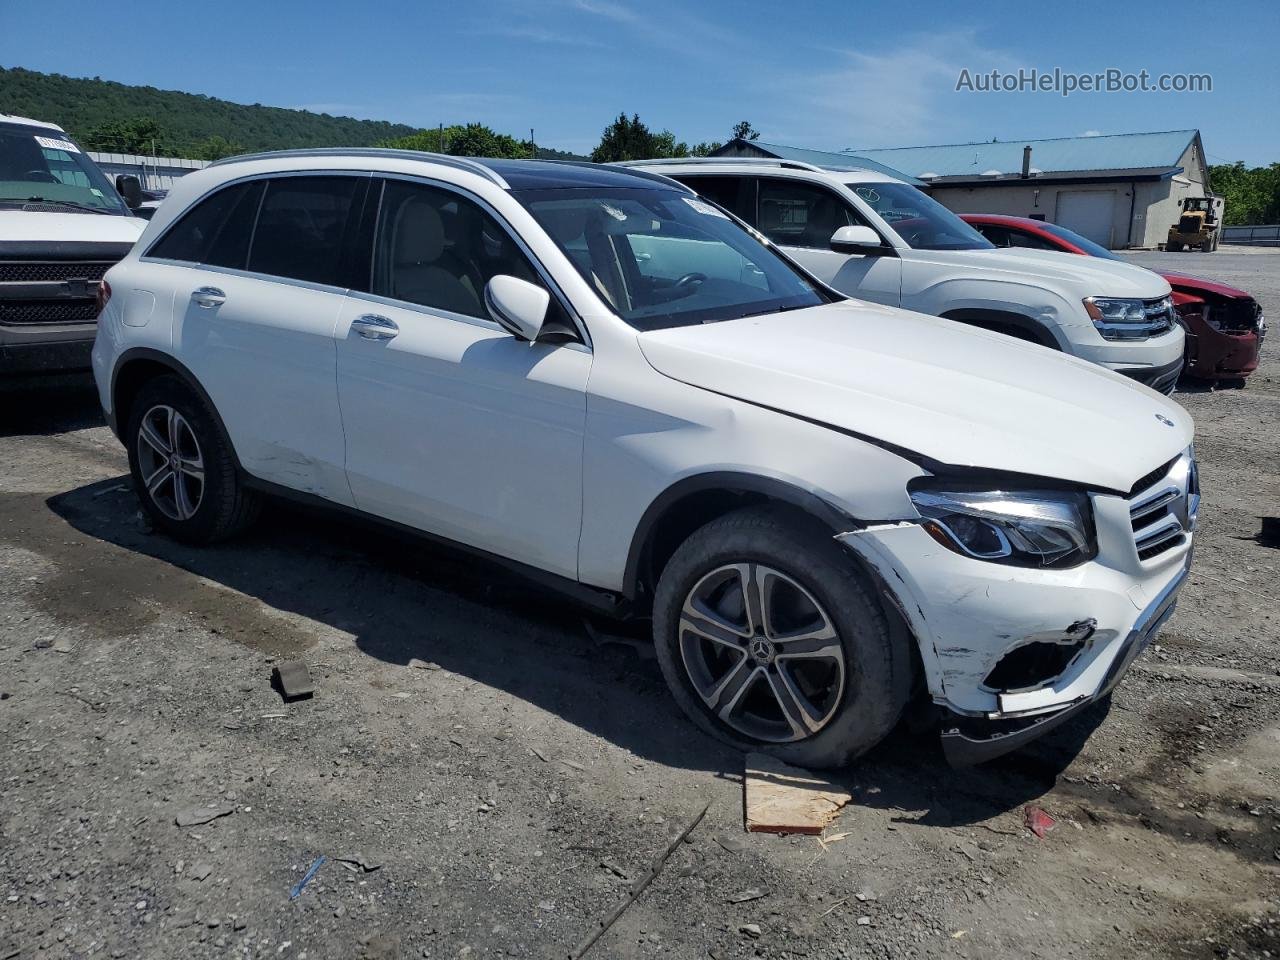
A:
92;150;1197;767
628;159;1186;395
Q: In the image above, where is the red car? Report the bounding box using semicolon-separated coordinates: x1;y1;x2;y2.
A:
962;214;1265;381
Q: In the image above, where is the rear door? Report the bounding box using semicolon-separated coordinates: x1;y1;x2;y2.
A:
149;173;368;503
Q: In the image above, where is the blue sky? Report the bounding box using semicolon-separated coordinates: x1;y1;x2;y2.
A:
4;0;1278;164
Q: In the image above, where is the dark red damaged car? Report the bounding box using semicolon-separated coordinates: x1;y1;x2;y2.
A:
962;214;1265;381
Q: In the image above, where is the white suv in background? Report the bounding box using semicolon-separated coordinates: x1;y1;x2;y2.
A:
629;158;1186;394
94;150;1196;767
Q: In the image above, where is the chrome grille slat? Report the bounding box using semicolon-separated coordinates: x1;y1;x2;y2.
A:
1126;453;1194;562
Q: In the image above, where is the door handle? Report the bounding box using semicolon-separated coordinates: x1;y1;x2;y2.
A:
192;286;225;308
351;313;398;340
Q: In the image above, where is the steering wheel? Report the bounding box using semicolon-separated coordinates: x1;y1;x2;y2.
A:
24;170;58;183
674;272;707;289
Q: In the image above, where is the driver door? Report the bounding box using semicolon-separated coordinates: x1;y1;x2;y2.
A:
754;177;901;307
333;178;590;579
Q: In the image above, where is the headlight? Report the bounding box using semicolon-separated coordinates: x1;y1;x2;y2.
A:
909;486;1096;568
1083;296;1174;341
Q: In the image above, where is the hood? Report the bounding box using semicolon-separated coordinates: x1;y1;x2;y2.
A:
1159;271;1251;300
637;301;1192;494
0;210;147;245
964;246;1172;298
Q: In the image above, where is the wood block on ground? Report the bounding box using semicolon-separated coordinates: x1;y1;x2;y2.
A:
744;752;851;835
272;660;314;702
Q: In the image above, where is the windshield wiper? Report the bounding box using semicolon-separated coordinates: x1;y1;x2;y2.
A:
13;196;112;214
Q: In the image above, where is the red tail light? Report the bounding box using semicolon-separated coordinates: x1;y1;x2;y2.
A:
95;279;112;316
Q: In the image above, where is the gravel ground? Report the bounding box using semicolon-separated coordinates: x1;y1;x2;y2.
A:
1;249;1278;960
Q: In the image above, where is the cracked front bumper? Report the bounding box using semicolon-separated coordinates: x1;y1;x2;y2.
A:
838;501;1192;763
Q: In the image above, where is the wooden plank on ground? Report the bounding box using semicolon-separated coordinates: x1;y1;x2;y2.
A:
744;752;851;835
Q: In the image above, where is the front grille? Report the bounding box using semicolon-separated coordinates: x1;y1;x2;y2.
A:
1130;456;1179;497
0;261;113;283
1178;215;1200;234
1127;454;1197;561
1141;297;1176;336
0;300;99;324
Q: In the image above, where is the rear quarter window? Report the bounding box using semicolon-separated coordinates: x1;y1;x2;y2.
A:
148;180;264;268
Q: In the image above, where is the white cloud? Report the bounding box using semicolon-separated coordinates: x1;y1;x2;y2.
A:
759;31;1026;150
1082;129;1103;137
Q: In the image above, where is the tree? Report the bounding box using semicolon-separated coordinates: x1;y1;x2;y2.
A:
731;120;760;142
192;135;246;161
690;141;723;157
591;113;689;163
1209;161;1280;225
379;124;533;159
83;116;167;154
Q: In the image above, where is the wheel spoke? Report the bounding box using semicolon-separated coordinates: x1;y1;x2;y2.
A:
145;464;173;496
702;655;759;719
681;598;749;651
173;473;195;520
735;563;767;637
139;417;170;456
176;457;204;483
773;621;840;660
766;666;826;738
167;407;183;454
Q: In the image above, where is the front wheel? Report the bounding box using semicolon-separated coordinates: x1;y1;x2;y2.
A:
652;507;912;769
126;375;260;543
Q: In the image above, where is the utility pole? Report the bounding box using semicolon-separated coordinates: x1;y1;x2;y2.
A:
530;127;536;158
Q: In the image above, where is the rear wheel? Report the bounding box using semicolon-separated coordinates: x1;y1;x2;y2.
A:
1167;240;1184;252
126;375;259;543
1200;237;1213;253
652;507;912;768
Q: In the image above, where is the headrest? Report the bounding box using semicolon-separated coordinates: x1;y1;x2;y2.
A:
394;199;445;264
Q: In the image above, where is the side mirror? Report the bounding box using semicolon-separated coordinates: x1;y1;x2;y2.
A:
830;224;888;255
485;275;549;342
115;174;143;209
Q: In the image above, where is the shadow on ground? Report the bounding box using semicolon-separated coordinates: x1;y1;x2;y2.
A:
0;373;104;437
39;469;1099;824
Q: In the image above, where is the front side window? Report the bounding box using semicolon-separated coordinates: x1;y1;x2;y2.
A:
849;181;993;251
369;179;546;319
757;178;863;249
516;186;834;331
148;180;263;267
246;176;362;285
0;126;129;215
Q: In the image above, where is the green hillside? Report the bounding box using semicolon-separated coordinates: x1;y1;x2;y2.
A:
0;65;419;156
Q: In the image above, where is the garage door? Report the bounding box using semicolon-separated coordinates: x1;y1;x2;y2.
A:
1056;191;1116;247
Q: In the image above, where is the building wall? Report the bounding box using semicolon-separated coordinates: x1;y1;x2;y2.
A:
87;152;208;192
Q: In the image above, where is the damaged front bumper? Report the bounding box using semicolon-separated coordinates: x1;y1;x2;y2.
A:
837;488;1193;765
937;561;1186;765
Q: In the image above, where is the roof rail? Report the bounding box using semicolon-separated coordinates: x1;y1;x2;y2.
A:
618;157;831;175
547;159;695;194
209;148;511;189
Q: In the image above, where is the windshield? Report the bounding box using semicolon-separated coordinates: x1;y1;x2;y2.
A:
0;126;129;215
1035;220;1122;260
849;181;993;251
514;186;834;331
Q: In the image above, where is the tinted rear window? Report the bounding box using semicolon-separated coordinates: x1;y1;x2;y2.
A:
246;176;362;285
148;180;263;267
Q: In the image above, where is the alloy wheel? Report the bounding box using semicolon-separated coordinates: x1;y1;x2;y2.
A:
136;404;205;522
678;562;847;743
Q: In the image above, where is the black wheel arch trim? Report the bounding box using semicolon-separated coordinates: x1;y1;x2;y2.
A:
109;347;244;471
941;307;1062;350
622;471;866;603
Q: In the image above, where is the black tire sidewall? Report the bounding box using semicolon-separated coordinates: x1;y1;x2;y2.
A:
652;508;910;769
126;376;238;543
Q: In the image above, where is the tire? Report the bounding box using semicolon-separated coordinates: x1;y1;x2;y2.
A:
1167;240;1183;252
126;374;259;543
1200;238;1213;253
651;506;913;768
